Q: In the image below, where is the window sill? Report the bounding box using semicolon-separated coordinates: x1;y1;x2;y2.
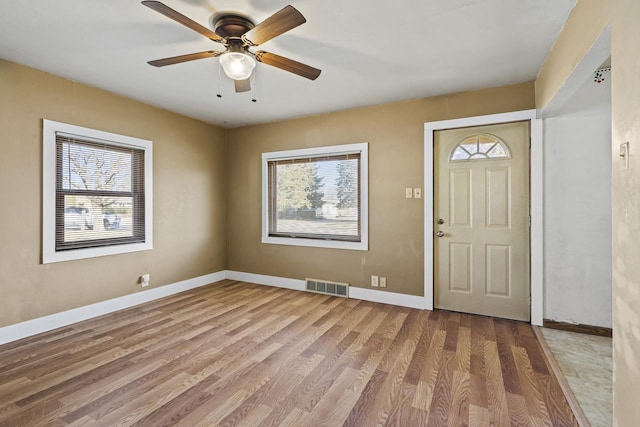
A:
42;241;153;264
262;235;368;251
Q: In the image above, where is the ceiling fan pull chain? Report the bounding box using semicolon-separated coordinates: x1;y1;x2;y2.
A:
251;68;257;102
216;62;223;98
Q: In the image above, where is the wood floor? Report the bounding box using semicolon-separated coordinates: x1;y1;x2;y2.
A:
0;280;577;426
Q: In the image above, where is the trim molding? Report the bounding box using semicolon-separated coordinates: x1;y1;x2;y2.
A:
225;271;305;291
1;270;426;346
225;270;424;309
543;319;612;338
348;286;424;309
0;271;226;346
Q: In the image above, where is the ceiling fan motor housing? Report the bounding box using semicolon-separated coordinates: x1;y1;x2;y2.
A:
211;13;255;39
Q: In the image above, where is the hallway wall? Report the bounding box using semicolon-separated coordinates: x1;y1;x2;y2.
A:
543;73;612;328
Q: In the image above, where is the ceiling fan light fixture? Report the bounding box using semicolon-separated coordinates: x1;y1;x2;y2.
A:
219;52;256;80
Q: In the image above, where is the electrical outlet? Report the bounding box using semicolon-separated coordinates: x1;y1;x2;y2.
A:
371;275;379;287
405;188;413;198
140;274;150;287
413;188;422;199
379;277;387;288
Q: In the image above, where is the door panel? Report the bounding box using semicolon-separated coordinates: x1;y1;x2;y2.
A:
450;169;472;227
486;244;510;296
434;121;530;321
449;243;472;292
486;167;510;227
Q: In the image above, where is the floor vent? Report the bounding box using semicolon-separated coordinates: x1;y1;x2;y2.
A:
305;278;349;298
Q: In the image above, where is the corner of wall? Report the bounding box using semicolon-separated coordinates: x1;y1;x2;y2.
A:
223;126;229;270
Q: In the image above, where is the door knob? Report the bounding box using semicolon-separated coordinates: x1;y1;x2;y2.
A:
435;231;445;237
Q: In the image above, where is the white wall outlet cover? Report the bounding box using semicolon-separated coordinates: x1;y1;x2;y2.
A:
141;274;150;287
371;275;379;287
380;277;387;288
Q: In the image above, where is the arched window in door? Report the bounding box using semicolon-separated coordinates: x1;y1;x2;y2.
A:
449;133;511;162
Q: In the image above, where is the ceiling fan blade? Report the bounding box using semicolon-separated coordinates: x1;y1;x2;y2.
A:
142;1;224;43
234;78;251;92
242;5;306;46
148;50;222;67
255;51;321;80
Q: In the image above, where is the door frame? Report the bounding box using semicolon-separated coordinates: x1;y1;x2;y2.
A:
424;109;543;325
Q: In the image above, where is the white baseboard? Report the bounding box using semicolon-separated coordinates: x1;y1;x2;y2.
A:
225;270;425;309
0;270;427;347
0;271;225;346
225;270;306;291
348;286;425;309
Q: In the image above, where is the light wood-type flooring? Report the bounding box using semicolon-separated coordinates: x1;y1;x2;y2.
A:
0;280;577;426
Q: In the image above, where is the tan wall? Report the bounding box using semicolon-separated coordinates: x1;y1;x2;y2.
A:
0;60;227;328
226;83;535;296
535;0;610;110
611;0;640;424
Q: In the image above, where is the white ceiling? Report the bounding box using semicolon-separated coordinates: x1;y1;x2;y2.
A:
0;0;576;128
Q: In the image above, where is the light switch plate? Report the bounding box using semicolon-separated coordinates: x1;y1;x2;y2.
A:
621;141;630;170
405;188;413;198
414;188;422;199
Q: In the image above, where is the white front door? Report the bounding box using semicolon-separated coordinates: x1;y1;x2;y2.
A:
434;121;530;321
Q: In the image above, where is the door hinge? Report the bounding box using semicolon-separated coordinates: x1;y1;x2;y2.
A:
528;215;531;227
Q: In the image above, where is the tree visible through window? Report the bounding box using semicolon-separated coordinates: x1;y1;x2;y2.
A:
276;162;325;214
337;160;358;211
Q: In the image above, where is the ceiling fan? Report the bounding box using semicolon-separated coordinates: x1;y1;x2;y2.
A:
141;1;321;93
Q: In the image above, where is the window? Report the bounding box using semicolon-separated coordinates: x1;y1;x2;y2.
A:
262;143;368;250
43;120;152;263
449;133;511;161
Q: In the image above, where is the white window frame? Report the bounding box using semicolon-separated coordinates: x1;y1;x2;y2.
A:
42;119;153;263
262;143;369;251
